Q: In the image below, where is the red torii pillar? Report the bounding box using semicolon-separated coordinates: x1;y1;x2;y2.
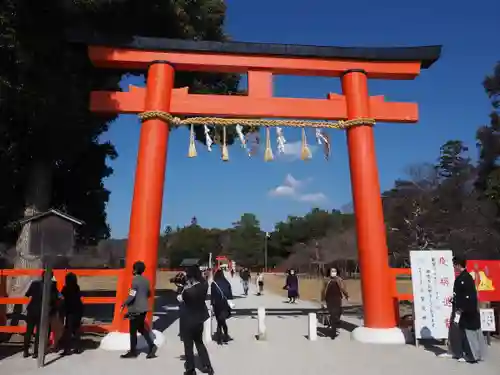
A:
342;70;399;342
110;61;174;334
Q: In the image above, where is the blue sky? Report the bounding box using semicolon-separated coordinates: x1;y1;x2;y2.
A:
101;0;499;238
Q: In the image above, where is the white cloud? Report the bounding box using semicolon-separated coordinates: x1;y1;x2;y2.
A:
297;193;327;203
277;141;318;161
268;174;302;198
268;174;327;203
283;173;302;189
269;185;296;197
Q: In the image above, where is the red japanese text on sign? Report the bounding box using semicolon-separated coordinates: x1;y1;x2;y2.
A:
440;277;450;287
443;296;453;307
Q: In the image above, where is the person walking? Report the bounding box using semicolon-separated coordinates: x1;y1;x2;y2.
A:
321;268;349;338
120;261;157;359
60;272;84;355
211;269;233;345
256;272;264;296
23;271;60;358
440;256;486;363
179;265;214;375
240;268;251;296
284;269;299;303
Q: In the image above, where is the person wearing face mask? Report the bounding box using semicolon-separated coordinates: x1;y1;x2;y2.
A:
284;269;299;304
321;268;349;338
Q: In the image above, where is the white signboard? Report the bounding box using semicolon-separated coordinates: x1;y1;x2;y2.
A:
480;308;496;332
410;250;455;340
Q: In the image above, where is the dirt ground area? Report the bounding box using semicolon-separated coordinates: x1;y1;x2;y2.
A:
71;271;416;320
75;270;412;306
77;271;178;291
263;273;413;305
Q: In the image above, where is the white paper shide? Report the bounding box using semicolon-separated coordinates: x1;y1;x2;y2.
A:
410;250;455;340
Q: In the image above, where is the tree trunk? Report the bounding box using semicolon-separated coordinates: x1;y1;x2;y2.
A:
7;161;52;314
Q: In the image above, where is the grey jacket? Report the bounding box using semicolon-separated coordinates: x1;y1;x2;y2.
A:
123;275;151;314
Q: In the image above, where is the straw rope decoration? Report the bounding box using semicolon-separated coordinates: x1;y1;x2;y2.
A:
138;111;376;130
137;111;376;161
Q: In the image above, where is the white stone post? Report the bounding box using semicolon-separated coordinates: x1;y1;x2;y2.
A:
308;312;318;341
203;315;212;343
257;307;266;340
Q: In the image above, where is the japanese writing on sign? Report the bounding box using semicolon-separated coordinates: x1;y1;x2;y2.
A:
480;309;496;332
410;250;455;340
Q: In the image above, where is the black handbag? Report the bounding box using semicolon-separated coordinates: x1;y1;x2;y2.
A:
318;309;331;327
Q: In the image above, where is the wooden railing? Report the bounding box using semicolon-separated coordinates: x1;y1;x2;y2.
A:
390;268;413;301
389;268;413;325
0;268;123;334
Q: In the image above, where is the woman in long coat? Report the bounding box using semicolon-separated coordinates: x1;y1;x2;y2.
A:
211;269;233;344
61;272;84;355
284;269;299;303
321;268;349;338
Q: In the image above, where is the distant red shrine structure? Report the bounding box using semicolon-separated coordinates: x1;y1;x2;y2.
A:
80;33;441;344
215;255;231;270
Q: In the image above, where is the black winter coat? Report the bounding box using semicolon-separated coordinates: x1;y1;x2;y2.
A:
211;277;233;319
453;270;481;330
179;281;209;334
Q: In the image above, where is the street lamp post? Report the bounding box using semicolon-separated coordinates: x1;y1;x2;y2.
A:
264;232;270;272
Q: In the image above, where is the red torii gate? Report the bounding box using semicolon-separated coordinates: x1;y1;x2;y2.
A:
215;255;231;270
84;34;441;344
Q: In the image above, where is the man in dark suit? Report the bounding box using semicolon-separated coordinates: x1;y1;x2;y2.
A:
23;271;60;358
179;265;214;375
447;256;485;363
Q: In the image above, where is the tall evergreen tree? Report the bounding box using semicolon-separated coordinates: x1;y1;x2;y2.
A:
0;0;240;295
476;62;500;203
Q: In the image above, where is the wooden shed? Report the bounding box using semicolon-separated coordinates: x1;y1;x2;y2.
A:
19;209;84;260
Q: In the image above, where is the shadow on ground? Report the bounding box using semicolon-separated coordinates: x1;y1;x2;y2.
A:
175;353;209;372
42;336;102;367
152;289;180;332
0;288;181;362
414;338;448;356
0;342;23;361
317;320;358;339
0;333;102;364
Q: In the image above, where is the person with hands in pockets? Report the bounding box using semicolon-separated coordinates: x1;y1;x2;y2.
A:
119;261;157;359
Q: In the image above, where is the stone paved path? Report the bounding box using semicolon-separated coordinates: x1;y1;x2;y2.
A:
1;274;499;375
